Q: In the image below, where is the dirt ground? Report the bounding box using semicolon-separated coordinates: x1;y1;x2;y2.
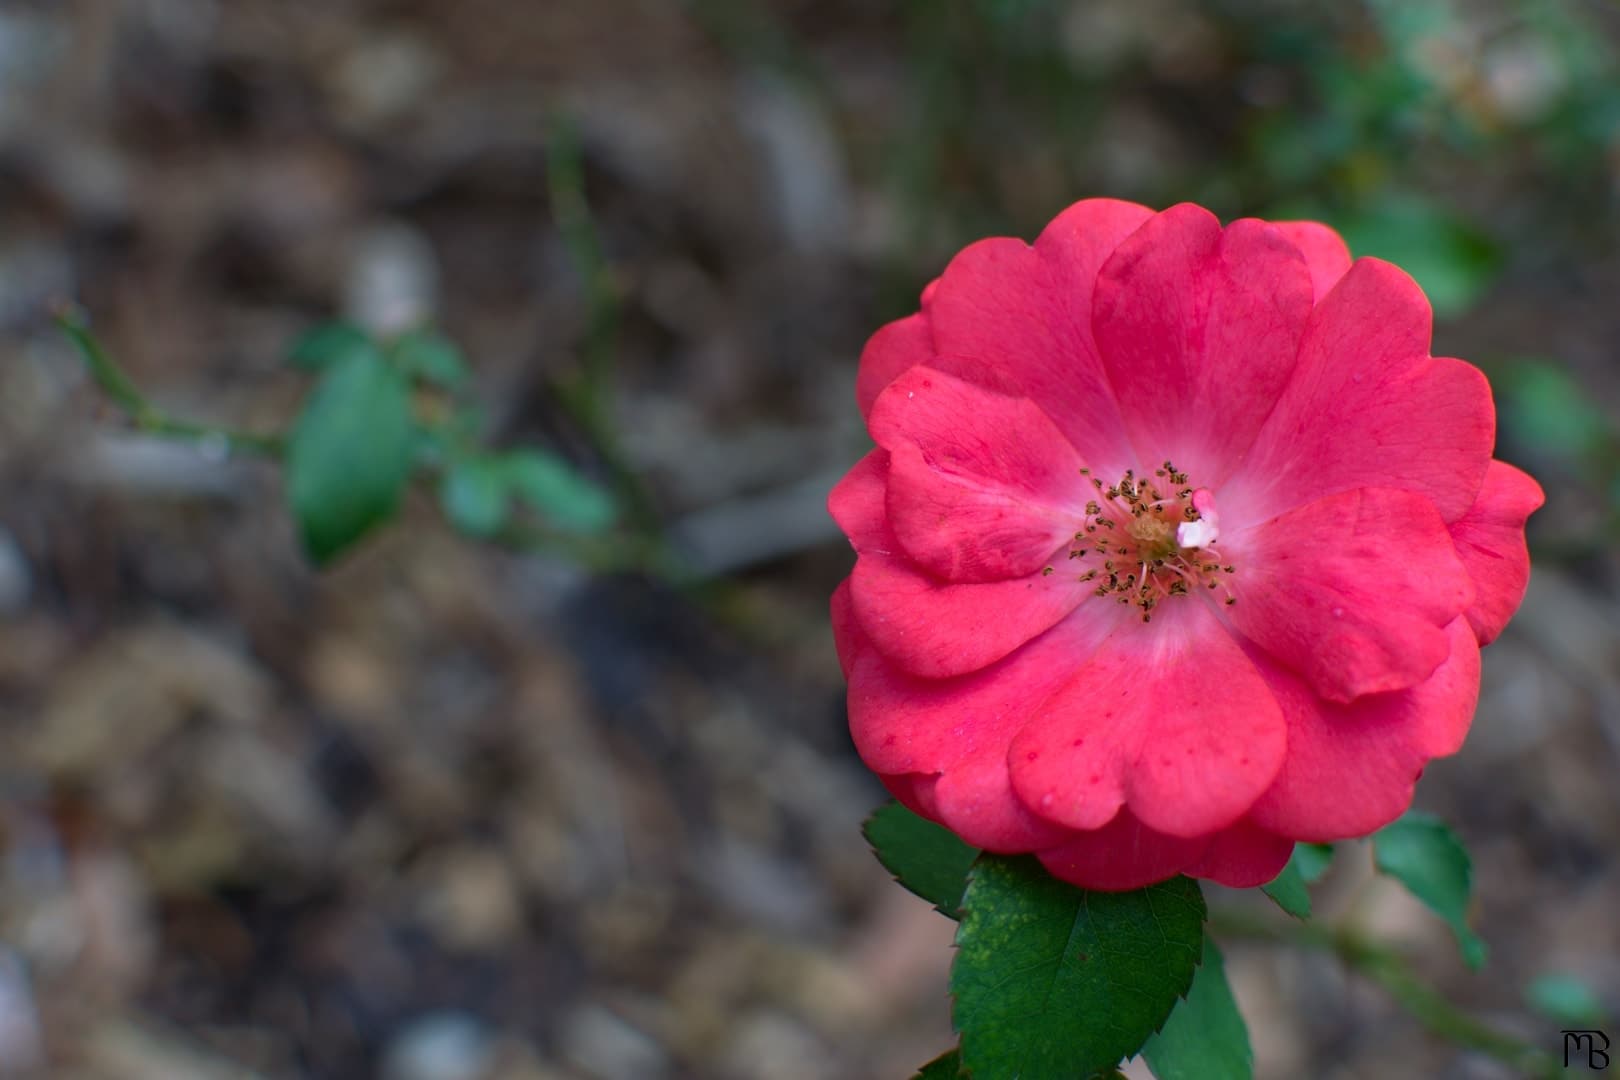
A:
1;2;1618;1078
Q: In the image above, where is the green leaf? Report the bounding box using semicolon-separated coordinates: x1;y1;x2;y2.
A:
1373;812;1487;968
440;456;510;537
286;349;416;563
1260;843;1333;919
862;801;979;919
1293;842;1335;885
502;450;618;534
1140;941;1252;1080
289;322;373;372
952;856;1206;1080
391;328;469;388
1260;858;1311;921
1526;974;1607;1027
913;1049;963;1079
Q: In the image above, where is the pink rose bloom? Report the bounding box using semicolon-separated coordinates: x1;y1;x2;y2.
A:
829;200;1543;891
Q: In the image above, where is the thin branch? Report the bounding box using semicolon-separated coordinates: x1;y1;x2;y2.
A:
544;113;664;537
1210;909;1562;1079
492;519;678;579
52;303;285;457
546;113;618;397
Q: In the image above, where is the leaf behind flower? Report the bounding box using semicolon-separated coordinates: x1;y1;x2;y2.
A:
863;800;979;919
1374;812;1486;968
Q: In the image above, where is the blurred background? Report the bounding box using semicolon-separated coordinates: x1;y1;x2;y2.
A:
2;1;1619;1077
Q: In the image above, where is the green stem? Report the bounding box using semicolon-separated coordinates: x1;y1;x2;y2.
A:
545;114;618;403
1210;910;1561;1078
49;302;742;603
543;113;668;540
53;304;285;457
493;520;677;579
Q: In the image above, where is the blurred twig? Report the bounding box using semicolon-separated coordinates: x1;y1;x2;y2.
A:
544;113;665;539
53;302;780;604
53;303;285;458
546;113;618;400
1210;908;1562;1079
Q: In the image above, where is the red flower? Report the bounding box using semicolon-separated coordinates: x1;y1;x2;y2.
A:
830;200;1542;891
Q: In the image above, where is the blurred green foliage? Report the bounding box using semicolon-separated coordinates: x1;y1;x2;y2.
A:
873;0;1620;240
1374;813;1487;970
284;321;619;564
287;339;416;564
1333;195;1501;317
1498;359;1619;481
1525;973;1608;1027
391;328;470;390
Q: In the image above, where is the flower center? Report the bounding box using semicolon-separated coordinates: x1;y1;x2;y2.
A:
1051;461;1236;623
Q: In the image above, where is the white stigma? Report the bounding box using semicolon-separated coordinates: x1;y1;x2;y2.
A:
1174;488;1221;549
1175;518;1218;549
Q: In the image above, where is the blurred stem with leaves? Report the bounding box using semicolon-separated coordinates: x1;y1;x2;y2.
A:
55;300;658;575
1209;909;1562;1078
51;113;678;580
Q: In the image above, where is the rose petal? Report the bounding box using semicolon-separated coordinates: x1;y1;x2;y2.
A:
1092;206;1314;487
1247;617;1480;841
856;312;933;419
843;611;1117;851
1009;599;1287;838
827;447;890;551
1274;221;1353;302
1450;460;1545;644
872;366;1086;582
844;608;1119;778
1035;811;1293;892
850;555;1089;680
924;198;1154;477
884;443;1075;583
829;449;1091;677
889;767;1076;852
830;579;859;680
1225;486;1474;702
881;771;940;823
1036;809;1209;892
1220;259;1495;528
1184;818;1296;888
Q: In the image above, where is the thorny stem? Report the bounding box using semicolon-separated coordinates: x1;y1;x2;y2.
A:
1210;909;1562;1079
53;303;286;457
